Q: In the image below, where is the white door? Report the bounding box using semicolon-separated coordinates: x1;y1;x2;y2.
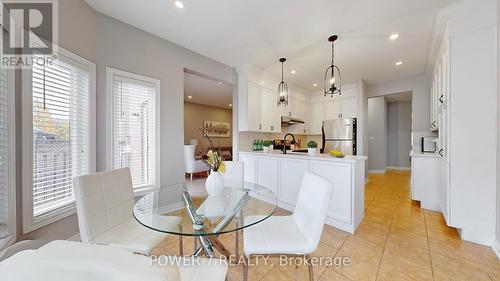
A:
257;157;279;195
247;82;261;131
279;159;308;207
324;101;341;120
239;154;256;183
310;161;352;224
341;97;358;118
311;103;324;135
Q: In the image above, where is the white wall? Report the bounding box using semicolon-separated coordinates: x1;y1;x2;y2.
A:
496;0;500;256
367;74;431;152
368;97;387;172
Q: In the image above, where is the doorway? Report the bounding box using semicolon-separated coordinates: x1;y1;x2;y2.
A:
367;92;412;173
183;70;234;180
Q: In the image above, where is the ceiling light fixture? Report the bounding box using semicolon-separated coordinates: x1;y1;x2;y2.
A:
290;70;296;74
277;58;289;106
395;61;403;66
187;95;192;99
313;83;318;87
324;35;342;97
218;81;222;85
228;104;232;107
174;1;184;8
389;33;399;40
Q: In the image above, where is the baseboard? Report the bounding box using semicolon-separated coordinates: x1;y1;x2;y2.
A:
368;170;386;174
67;233;81;242
493;240;500;259
386;166;410;171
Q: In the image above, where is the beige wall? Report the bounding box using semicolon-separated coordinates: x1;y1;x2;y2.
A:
184;102;232;154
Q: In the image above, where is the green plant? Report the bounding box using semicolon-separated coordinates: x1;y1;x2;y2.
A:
307;140;318;148
262;140;273;147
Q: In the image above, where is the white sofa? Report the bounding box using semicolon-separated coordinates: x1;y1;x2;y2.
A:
0;240;228;281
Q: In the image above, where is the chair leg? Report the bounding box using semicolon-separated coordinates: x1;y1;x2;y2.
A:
235;216;239;258
243;255;249;281
178;224;183;256
305;254;314;281
193;236;198;251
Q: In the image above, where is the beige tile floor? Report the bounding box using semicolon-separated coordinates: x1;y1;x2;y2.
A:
154;170;500;281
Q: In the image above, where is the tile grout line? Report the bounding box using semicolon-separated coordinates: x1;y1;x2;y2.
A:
374;178;401;281
423;209;436;281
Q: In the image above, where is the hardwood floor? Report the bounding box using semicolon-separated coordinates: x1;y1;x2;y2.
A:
154;170;500;281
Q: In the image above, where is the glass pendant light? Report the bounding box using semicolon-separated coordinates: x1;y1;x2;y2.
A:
324;35;342;97
277;58;289;106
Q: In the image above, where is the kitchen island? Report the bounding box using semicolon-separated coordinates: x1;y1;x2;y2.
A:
239;150;367;233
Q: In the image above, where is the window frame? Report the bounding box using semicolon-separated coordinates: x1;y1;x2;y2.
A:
0;67;16;250
105;67;161;196
21;47;96;234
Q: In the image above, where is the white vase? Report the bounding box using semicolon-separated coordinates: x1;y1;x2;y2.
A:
263;146;270;153
206;171;224;196
308;147;317;156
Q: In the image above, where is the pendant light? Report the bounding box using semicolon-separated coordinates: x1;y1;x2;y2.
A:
324;35;342;97
277;58;289;106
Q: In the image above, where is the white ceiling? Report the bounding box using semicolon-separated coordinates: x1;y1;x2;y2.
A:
85;0;461;92
184;72;233;109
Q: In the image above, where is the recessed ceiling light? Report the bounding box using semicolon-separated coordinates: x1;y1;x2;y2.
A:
187;95;192;99
395;61;403;66
290;70;296;74
313;83;318;87
218;81;222;85
389;33;399;40
174;1;184;8
228;104;232;107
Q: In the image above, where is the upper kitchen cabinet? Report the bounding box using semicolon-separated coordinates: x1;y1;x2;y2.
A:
324;97;358;120
310;102;325;135
238;81;281;133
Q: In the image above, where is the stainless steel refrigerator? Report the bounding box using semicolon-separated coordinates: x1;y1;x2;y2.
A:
321;118;357;155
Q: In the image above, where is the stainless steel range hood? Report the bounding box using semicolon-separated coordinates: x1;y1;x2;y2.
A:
281;116;305;127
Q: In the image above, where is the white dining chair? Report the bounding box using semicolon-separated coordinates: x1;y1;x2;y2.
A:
73;168;182;256
242;171;334;281
0;240;228;281
184;145;210;181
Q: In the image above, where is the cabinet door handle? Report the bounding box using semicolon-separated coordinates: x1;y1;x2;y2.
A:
259;124;261;130
439;95;444;104
431;121;436;128
270;126;274;131
288;112;292;117
439;149;444;157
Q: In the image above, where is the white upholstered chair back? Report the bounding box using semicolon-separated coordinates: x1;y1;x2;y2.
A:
292;171;334;252
73;168;135;243
184;145;196;173
221;161;244;188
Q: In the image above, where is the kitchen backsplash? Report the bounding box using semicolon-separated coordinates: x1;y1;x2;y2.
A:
238;131;322;152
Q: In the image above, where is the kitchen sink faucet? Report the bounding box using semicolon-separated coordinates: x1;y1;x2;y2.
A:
282;133;296;154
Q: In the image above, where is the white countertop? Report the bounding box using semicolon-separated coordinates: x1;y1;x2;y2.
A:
410;151;440;158
239;150;367;163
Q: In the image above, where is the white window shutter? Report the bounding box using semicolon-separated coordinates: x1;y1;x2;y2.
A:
31;58;91;216
0;58;11;244
112;75;156;189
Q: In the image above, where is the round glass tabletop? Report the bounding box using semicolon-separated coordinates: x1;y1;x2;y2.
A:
133;180;278;236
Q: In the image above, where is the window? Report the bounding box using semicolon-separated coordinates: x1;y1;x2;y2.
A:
22;49;96;233
0;43;15;249
106;68;160;192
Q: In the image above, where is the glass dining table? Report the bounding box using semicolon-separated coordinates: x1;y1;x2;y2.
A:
133;180;278;258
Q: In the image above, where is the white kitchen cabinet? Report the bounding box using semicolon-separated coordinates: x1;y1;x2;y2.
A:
239;151;366;233
278;158;309;209
256;157;279;195
324;101;341;120
239;154;256;183
310;103;324;135
260;86;281;133
241;82;261;131
340;97;358;118
411;154;441;211
310;160;352;224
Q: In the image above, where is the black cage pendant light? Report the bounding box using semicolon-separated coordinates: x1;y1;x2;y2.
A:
277;58;289;106
324;35;342;97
